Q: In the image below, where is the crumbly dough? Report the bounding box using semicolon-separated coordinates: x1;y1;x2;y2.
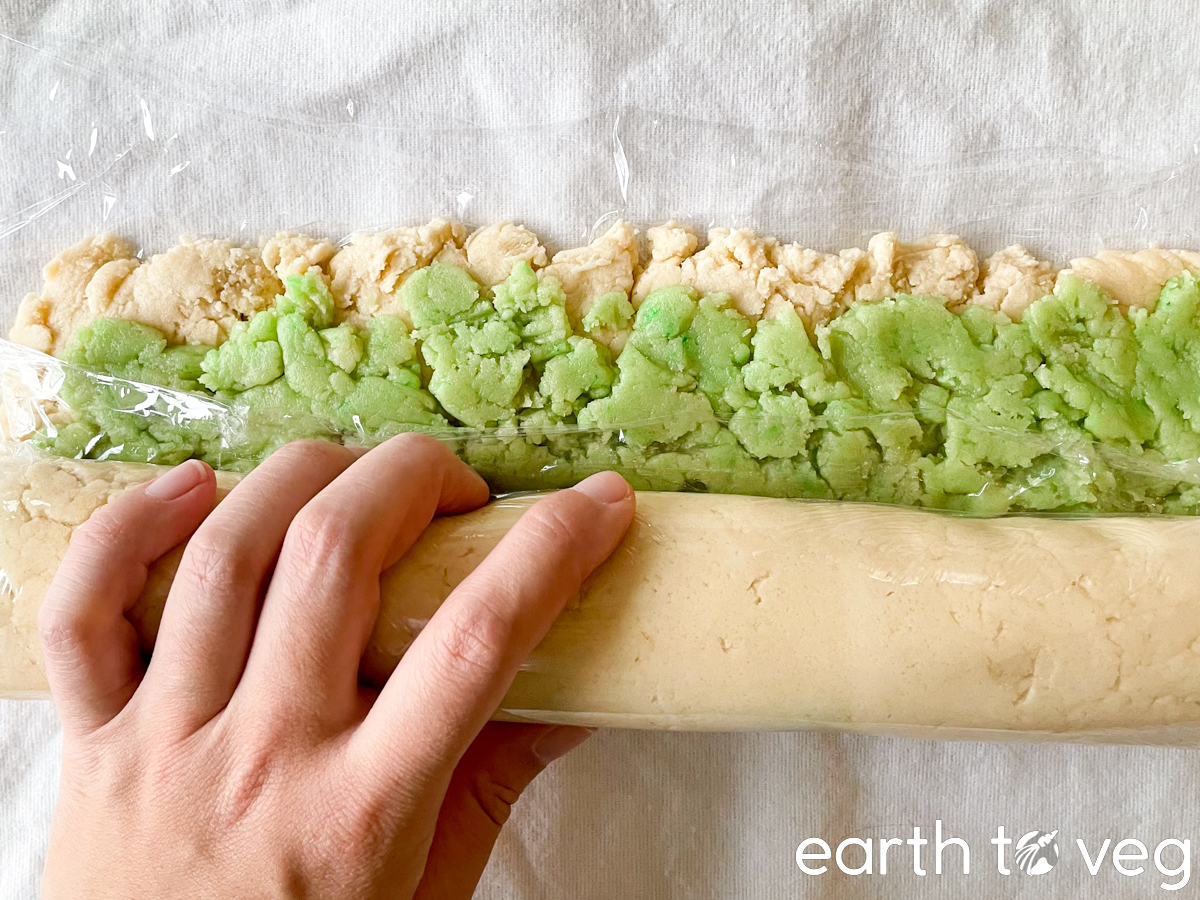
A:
10;234;139;355
679;227;779;318
1066;248;1200;313
969;245;1059;320
14;222;1200;360
328;218;466;326
10;234;293;351
770;243;865;327
463;222;549;287
5;453;1200;741
631;221;698;304
260;232;337;281
897;233;980;303
540;220;639;329
100;238;286;346
847;232;980;307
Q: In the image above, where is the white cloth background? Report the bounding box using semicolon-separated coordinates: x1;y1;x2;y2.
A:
3;2;1200;896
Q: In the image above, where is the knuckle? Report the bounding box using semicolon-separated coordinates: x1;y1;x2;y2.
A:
276;754;393;864
61;734;124;791
213;749;278;830
517;498;587;568
64;732;143;803
386;430;446;457
233;700;297;757
69;506;134;560
323;793;390;856
179;533;261;598
267;438;355;473
37;606;86;658
383;431;458;472
522;500;580;544
200;706;298;830
468;768;523;829
39;506;141;646
285;503;362;568
133;730;197;799
433;602;511;681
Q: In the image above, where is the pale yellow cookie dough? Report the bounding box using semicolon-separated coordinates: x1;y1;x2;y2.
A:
969;245;1058;319
15;220;1200;357
328;219;466;327
10;234;139;356
0;451;242;697
375;494;1200;737
1067;248;1200;313
540;220;638;329
5;452;1200;743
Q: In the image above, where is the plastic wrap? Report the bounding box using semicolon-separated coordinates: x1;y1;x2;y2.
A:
7;259;1200;515
378;492;1200;746
13;12;1200;900
4;448;1200;746
8;246;1200;746
6;27;1200;749
9;243;1200;744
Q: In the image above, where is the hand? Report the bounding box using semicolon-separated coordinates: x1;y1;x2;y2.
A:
37;435;635;899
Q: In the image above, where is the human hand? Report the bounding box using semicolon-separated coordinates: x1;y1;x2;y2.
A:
37;435;635;899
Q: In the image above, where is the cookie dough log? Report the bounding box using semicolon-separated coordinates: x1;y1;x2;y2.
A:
371;496;1200;740
5;453;1200;744
0;452;244;697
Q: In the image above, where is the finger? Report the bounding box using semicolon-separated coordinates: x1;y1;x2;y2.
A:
352;471;633;789
412;723;593;900
38;460;215;737
141;440;360;731
235;433;489;725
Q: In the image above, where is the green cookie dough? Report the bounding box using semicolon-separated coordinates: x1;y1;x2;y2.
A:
41;261;1200;514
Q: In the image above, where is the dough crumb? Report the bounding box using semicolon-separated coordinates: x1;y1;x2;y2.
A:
849;232;901;302
541;220;638;330
1066;248;1200;312
96;237;283;346
330;218;466;326
771;243;865;328
464;222;549;287
680;227;778;318
899;233;979;305
10;234;139;355
850;232;979;307
261;232;336;281
632;221;698;304
969;245;1057;320
18;222;1200;371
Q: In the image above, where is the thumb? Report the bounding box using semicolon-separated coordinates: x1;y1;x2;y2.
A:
413;722;593;900
39;459;216;737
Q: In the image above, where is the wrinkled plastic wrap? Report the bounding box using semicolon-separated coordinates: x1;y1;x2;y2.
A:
7;196;1200;744
5;14;1200;749
8;288;1200;514
9;7;1200;900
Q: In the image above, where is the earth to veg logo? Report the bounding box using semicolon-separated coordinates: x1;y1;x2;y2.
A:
796;821;1190;890
1014;830;1059;875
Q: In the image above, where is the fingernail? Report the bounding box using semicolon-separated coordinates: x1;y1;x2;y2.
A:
533;726;595;765
572;471;631;504
146;460;206;500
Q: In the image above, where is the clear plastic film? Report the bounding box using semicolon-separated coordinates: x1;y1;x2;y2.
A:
5;452;1200;748
241;491;1200;746
5;21;1200;745
9;267;1200;515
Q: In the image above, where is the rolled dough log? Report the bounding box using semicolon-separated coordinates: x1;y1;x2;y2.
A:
4;451;1200;744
